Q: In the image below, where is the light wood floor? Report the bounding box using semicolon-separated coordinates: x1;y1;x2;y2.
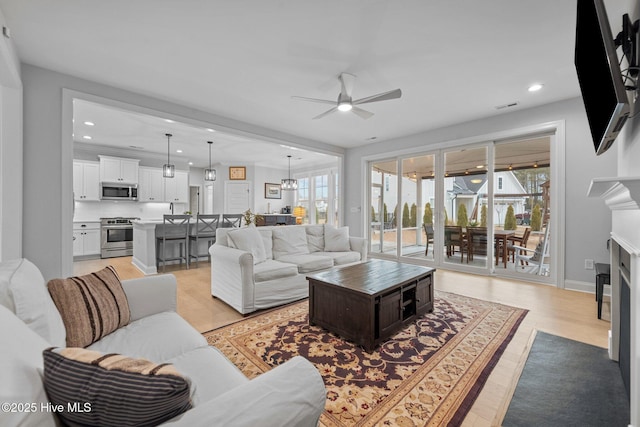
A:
74;256;610;427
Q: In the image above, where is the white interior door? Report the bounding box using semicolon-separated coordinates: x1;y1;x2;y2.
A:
224;181;251;214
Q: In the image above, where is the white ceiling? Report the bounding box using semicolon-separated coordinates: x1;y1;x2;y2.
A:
0;0;630;159
72;99;334;169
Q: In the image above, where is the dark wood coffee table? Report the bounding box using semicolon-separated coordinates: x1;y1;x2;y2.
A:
307;259;435;352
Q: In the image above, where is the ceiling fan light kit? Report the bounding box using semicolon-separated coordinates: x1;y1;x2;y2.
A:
292;72;402;120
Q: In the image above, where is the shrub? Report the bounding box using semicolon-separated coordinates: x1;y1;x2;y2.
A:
410;203;417;227
457;204;468;228
504;204;517;230
480;204;487;227
371;206;376;222
531;203;542;231
402;203;411;228
423;202;433;225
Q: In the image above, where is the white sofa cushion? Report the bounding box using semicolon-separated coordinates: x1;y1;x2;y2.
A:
88;311;207;362
272;226;310;259
253;260;299;282
0;304;56;427
168;346;248;406
313;251;361;265
277;254;334;273
305;225;325;252
0;258;66;346
257;228;274;259
227;225;267;264
324;224;351;252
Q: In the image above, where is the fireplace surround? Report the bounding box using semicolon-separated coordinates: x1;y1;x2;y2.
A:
588;176;640;426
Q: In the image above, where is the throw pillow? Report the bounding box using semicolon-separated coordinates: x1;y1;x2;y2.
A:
324;224;350;252
47;266;130;348
272;226;310;259
43;347;192;427
305;225;325;252
226;224;268;264
0;258;66;346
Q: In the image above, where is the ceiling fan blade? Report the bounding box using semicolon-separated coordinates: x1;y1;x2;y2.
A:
312;107;338;120
353;88;402;105
339;73;356;97
351;106;374;120
291;96;336;105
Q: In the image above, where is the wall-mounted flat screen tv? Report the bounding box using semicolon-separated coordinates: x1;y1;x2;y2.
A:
575;0;630;155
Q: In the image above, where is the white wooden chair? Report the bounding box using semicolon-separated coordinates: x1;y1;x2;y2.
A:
512;221;550;275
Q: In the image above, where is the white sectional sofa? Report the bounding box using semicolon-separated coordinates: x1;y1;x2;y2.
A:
0;258;326;427
210;224;367;314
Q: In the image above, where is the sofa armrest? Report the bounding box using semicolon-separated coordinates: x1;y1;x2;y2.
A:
209;244;256;314
120;274;177;322
165;356;326;427
349;236;368;262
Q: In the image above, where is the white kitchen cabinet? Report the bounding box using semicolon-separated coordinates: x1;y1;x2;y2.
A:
99;155;139;184
138;167;165;202
73;160;100;201
164;170;189;203
73;222;101;258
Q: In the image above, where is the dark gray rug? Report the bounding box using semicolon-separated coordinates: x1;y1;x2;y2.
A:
503;331;629;427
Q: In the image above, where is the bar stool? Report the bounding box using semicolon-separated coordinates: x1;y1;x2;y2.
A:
188;213;220;268
221;214;243;228
595;262;610;319
156;214;191;272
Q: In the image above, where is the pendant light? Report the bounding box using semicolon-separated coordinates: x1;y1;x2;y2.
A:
163;133;175;178
281;155;297;190
204;140;216;181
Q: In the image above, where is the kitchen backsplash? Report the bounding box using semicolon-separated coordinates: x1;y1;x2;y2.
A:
74;200;188;221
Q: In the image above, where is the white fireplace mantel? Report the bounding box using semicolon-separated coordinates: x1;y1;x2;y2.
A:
588;176;640;427
588;176;640;211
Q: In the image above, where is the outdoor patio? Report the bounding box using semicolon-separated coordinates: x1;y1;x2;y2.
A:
370;225;547;273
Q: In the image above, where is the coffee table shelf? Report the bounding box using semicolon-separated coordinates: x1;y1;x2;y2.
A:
307;259;435;352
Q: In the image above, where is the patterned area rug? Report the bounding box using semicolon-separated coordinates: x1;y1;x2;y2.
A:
204;291;527;426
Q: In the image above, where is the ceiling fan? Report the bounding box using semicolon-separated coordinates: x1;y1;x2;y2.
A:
292;73;402;120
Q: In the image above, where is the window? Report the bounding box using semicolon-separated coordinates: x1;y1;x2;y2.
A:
297;178;310;224
498;177;503;190
295;168;339;225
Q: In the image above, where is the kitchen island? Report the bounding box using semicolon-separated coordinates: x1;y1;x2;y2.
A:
132;220;161;274
132;218;213;275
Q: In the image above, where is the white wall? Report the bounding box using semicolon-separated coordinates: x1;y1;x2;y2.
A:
21;64;343;280
344;97;617;285
0;6;23;262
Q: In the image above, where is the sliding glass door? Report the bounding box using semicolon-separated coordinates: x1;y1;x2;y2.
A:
366;134;553;282
443;146;488;269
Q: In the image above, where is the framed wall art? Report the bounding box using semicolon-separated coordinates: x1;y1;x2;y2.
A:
264;182;281;199
229;166;246;180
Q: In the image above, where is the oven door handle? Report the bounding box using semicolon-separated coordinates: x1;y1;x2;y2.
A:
102;225;133;230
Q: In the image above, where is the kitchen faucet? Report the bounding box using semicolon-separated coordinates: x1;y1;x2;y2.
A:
170;202;174;215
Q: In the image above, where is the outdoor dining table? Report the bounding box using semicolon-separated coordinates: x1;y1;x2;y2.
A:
494;229;515;268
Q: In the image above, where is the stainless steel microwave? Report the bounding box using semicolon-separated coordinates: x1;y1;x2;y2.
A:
100;183;138;201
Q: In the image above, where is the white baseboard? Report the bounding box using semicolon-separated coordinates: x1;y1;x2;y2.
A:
564;279;611;296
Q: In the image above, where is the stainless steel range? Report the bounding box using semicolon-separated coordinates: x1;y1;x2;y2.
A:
100;217;138;258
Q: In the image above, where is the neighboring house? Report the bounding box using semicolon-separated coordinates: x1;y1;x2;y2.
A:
444;172;527;226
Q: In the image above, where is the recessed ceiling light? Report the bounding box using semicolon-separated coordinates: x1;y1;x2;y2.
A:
82;135;92;140
476;164;484;169
176;149;182;153
188;161;193;165
207;128;215;132
164;119;174;123
84;121;95;126
528;83;543;92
